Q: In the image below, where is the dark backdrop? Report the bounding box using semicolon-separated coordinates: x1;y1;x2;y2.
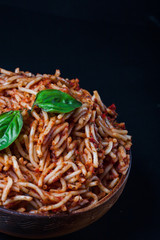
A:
0;1;160;240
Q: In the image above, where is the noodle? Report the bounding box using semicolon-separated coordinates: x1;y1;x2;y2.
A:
0;68;132;214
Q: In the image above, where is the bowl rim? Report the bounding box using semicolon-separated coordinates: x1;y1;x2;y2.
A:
0;152;131;218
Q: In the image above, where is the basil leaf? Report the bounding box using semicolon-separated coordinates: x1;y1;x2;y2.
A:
0;111;23;151
32;89;82;113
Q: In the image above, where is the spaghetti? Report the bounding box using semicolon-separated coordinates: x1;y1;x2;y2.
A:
0;68;132;214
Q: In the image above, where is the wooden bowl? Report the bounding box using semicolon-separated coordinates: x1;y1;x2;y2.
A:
0;158;131;239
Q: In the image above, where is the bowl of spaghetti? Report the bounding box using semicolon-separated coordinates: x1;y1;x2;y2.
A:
0;68;132;238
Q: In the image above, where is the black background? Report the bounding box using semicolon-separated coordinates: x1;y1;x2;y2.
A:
0;1;160;240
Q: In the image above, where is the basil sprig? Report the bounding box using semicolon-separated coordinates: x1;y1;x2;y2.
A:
32;89;82;113
0;90;82;151
0;111;23;151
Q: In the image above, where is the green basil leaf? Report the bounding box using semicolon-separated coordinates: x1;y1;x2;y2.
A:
0;111;23;151
32;89;82;113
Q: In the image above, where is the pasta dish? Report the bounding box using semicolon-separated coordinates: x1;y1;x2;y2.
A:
0;68;132;214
